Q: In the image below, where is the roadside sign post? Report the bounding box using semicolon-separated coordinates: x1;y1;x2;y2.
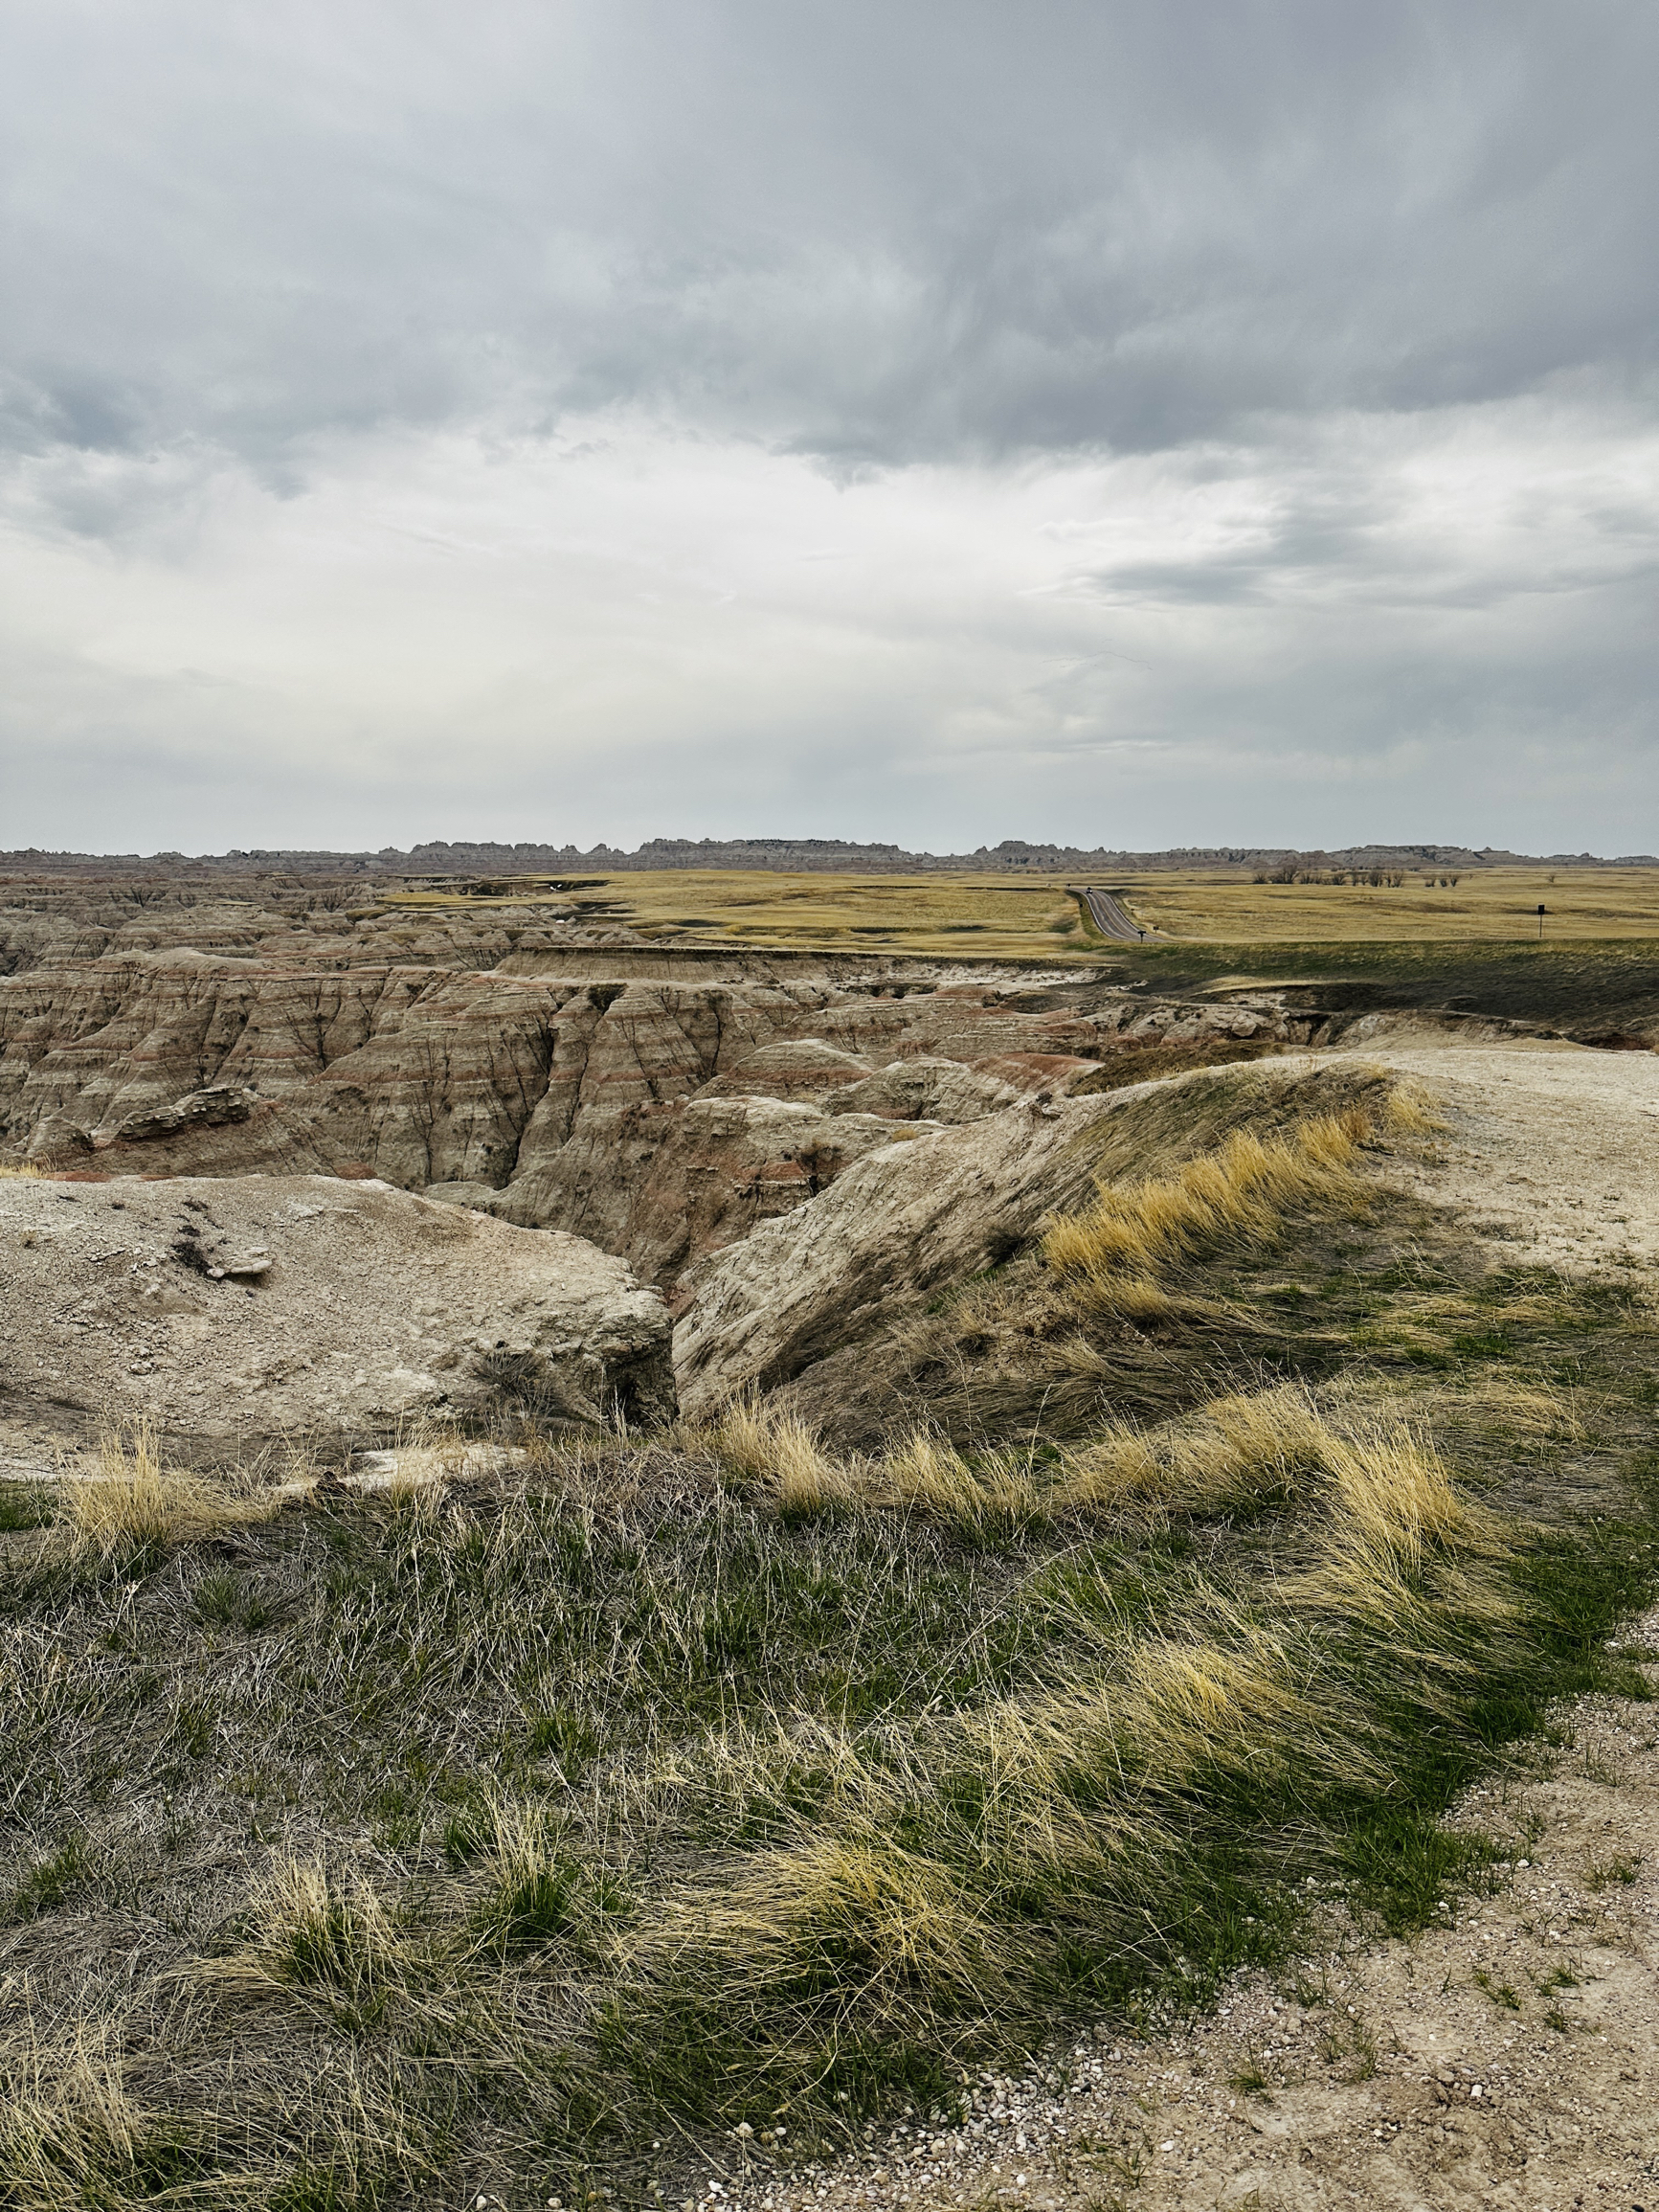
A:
1536;904;1547;939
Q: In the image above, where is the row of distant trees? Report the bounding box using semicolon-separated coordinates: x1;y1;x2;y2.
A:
1251;867;1461;889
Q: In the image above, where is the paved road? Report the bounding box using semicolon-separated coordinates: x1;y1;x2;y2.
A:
1070;885;1150;941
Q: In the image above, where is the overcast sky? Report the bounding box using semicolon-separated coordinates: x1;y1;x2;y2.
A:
3;1;1656;856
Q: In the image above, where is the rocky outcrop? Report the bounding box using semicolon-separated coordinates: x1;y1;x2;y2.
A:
0;1173;674;1450
0;890;1311;1289
673;1089;1124;1416
823;1055;1021;1123
697;1038;875;1100
106;1084;259;1144
493;1095;940;1305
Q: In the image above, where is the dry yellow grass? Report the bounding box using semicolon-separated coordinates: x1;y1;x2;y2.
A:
869;1433;1044;1535
678;1825;1006;2018
653;1396;1505;2037
1281;1419;1522;1698
1042;1109;1373;1311
381;861;1659;951
0;1161;46;1179
58;1425;278;1555
1423;1374;1585;1452
705;1399;854;1511
832;1371;1423;1537
237;1858;414;2022
1119;1622;1363;1794
0;2044;191;2212
859;1366;1519;1570
1058;1384;1332;1514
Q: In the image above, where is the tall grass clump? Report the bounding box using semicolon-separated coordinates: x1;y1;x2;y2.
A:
1288;1420;1522;1671
1042;1111;1374;1312
0;2059;214;2212
871;1384;1371;1528
1056;1384;1333;1515
243;1858;415;2030
706;1399;853;1514
470;1795;583;1952
57;1424;275;1561
871;1433;1050;1540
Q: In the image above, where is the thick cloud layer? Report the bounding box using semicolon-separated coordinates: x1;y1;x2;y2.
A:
2;2;1655;850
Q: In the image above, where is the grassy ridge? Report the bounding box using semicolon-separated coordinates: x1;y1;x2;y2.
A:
2;1091;1657;2208
1120;936;1659;1040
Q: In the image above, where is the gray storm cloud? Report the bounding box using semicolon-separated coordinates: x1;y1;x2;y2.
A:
1;1;1655;850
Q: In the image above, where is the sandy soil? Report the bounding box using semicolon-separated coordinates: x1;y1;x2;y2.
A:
1329;1032;1659;1273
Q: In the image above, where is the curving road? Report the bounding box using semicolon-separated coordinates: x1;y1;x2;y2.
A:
1070;885;1151;941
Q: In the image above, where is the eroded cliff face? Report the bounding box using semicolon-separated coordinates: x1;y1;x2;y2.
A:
0;877;1310;1295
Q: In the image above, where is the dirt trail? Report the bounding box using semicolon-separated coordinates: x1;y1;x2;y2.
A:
1326;1031;1659;1271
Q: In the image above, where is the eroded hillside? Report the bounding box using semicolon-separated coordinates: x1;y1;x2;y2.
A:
1;870;1312;1306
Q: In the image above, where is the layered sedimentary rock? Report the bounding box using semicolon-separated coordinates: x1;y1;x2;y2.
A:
488;1095;939;1303
672;1089;1123;1417
0;1173;674;1446
0;882;1304;1288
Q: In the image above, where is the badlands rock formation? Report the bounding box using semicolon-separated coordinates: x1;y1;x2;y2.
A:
674;1088;1123;1417
0;869;1302;1296
0;1172;674;1448
0;867;1346;1458
674;1058;1378;1419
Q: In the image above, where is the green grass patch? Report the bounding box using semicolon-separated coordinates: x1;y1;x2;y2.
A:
0;1478;53;1532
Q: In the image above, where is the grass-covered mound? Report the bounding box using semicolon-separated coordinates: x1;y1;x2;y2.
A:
1;1083;1656;2210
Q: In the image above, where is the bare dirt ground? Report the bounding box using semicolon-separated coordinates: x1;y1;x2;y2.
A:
706;1036;1659;2212
1328;1032;1659;1273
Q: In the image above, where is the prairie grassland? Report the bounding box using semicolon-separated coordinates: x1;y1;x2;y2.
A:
1118;864;1659;943
387;869;1098;960
381;862;1659;953
2;1098;1657;2208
